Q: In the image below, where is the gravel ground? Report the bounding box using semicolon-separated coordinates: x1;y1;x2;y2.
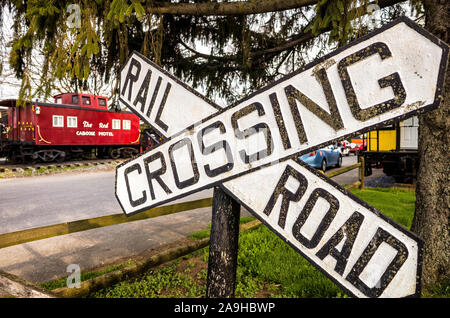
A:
365;175;397;188
0;158;120;179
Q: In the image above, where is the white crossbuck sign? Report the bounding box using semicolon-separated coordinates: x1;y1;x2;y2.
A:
115;18;448;298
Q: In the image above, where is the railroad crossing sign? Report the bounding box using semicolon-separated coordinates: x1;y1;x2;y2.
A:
115;17;448;298
118;51;223;138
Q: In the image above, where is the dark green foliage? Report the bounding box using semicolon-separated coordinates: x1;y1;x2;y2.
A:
1;0;407;105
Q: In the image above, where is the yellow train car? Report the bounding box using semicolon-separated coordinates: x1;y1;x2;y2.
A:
367;129;397;151
359;117;419;183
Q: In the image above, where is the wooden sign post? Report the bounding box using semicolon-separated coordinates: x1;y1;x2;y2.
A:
206;186;240;298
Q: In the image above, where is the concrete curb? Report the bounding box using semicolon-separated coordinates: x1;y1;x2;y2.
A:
51;219;262;298
0;270;55;298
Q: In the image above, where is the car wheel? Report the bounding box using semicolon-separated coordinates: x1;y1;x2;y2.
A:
336;155;342;168
321;159;327;172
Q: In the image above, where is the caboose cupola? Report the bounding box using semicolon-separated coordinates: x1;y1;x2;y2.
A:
54;93;108;110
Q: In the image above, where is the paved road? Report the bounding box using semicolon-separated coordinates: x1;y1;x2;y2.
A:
0;155;365;234
0;170;213;234
0;166;216;282
0;154;383;284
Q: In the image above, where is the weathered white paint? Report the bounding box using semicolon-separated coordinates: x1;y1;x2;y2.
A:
116;20;445;214
223;160;420;298
119;52;222;138
115;18;448;297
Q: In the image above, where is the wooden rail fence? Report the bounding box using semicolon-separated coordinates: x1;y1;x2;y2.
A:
0;198;212;250
0;159;365;250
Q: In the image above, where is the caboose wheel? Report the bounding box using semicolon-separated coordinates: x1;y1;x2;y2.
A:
32;149;65;163
109;148;121;159
55;151;66;163
120;147;138;158
10;154;23;164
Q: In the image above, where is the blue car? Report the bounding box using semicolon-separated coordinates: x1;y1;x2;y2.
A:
299;145;342;172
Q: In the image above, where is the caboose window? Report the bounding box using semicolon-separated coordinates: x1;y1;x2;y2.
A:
82;96;91;105
67;116;77;128
98;98;106;107
53;115;64;127
72;95;79;105
123;120;131;130
112;119;121;130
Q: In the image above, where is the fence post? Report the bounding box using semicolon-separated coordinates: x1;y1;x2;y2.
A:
359;156;365;190
206;186;240;298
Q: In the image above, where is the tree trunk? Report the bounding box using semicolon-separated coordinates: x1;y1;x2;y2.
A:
411;0;449;290
146;0;316;16
206;186;241;298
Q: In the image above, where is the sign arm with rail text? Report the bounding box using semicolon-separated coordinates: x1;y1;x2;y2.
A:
115;17;448;298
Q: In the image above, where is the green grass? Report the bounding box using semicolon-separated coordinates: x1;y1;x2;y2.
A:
88;251;208;298
188;216;256;240
40;263;130;290
90;262;206;298
85;188;447;298
232;224;344;298
188;225;211;240
350;187;416;228
232;188;417;297
422;276;450;298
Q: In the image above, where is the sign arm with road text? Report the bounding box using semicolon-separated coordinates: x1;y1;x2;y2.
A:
115;17;448;298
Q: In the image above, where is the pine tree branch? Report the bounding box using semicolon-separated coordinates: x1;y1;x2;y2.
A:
177;0;404;63
249;32;314;58
251;0;404;58
179;40;234;61
146;0;317;16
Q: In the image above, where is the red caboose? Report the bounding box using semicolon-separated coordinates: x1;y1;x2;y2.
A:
0;93;141;162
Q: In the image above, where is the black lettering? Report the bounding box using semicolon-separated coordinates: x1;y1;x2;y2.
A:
197;121;234;178
133;69;152;112
168;138;199;189
345;227;409;298
292;188;340;249
121;58;141;101
338;42;407;121
146;76;162;118
316;211;364;275
154;82;171;132
263;165;308;229
231;102;273;164
143;151;172;200
269;92;291;150
284;67;343;144
124;163;147;207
